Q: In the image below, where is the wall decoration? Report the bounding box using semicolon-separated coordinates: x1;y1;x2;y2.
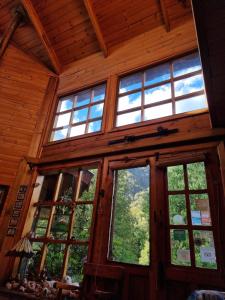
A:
7;227;16;236
200;247;216;263
0;185;9;215
177;249;190;262
173;229;186;241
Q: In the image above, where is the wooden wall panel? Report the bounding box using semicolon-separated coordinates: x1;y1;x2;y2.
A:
59;19;197;94
0;44;52;281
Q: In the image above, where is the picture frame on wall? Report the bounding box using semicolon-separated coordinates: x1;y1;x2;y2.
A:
7;227;16;236
0;185;9;215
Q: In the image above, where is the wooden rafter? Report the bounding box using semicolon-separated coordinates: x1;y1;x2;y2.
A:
0;8;24;59
21;0;61;74
83;0;108;57
158;0;170;32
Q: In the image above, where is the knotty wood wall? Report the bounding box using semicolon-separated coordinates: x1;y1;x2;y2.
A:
0;44;55;280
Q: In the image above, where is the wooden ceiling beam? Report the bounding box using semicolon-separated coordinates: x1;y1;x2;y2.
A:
158;0;170;32
21;0;61;74
0;8;24;59
83;0;108;57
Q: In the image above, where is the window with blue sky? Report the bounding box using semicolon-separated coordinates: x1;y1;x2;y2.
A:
50;84;106;142
116;52;207;127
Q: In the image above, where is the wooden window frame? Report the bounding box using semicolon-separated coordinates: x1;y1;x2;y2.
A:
115;52;207;128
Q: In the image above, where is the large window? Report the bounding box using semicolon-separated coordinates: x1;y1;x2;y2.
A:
116;52;207;127
27;165;99;283
50;84;106;142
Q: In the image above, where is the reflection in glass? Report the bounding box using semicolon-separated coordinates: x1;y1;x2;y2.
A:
144;63;170;86
78;169;98;201
33;207;51;237
73;108;88;123
118;92;141;112
169;195;187;225
76;91;90;107
119;73;142;93
170;229;191;266
72;205;93;240
167;165;185;191
54;113;71;128
110;166;150;265
173;53;202;77
51;128;68;141
117;110;141;126
70;124;86;137
175;95;207;114
187;162;207;190
174;75;204;97
58;171;77;202
145;83;171;104
193;230;217;269
58;98;73;112
144;103;172;120
90;103;104;119
44;243;65;279
190;194;211;226
88;120;101;133
93;85;106;102
50;206;70;239
67;245;88;283
39;175;58;201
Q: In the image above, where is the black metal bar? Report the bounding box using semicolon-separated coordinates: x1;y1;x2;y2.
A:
108;127;179;145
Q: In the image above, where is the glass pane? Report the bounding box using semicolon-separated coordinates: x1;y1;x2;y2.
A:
116;110;141;127
58;98;73;112
58;170;77;202
32;207;51;237
73;108;88;123
67;245;88;283
144;63;170;86
119;73;142;93
78;169;98;201
44;243;66;280
72;204;93;240
93;85;106;102
70;124;86;137
110;166;150;265
190;194;211;226
167;165;185;191
193;230;217;269
90;103;104;119
170;229;191;266
173;53;202;77
145;83;171;104
50;206;70;239
144;103;172;120
26;242;43;276
175;94;207;114
75;91;91;107
174;74;204;97
54;113;71;128
51;128;68;141
118;92;141;112
187;162;207;190
39;174;58;201
88;120;102;133
169;195;187;225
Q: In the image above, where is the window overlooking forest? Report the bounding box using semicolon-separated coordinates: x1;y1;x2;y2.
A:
25;165;99;283
116;52;207;127
50;84;106;142
109;166;150;265
167;162;217;269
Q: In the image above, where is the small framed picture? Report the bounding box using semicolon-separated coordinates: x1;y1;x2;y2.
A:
19;185;27;193
9;217;19;227
0;185;9;215
12;210;20;218
14;200;23;209
17;193;25;201
7;227;16;236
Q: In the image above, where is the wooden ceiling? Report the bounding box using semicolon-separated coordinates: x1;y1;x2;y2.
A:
0;0;193;73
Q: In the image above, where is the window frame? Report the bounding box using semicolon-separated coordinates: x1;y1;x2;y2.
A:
114;51;208;130
49;82;107;143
